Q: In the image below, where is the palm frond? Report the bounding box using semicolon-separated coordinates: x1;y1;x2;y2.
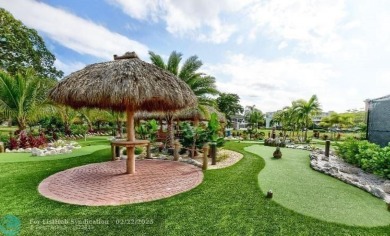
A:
179;55;202;80
167;51;182;76
148;51;167;70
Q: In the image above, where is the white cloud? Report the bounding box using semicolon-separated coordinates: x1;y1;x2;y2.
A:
109;0;255;43
0;0;149;60
249;0;346;55
205;53;335;112
54;59;85;77
278;41;288;50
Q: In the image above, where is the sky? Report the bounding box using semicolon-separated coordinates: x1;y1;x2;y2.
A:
1;0;390;113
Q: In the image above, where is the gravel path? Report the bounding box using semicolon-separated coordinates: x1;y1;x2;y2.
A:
195;149;243;170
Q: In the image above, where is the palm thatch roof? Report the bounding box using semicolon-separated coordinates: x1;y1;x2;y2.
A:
135;105;226;123
176;106;226;123
49;52;197;112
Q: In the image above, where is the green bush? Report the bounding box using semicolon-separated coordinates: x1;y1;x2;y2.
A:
336;139;390;179
123;147;143;155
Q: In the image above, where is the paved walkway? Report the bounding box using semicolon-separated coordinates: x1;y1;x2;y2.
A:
38;160;203;206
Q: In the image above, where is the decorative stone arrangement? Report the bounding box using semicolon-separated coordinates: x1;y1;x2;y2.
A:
286;144;316;151
310;150;390;203
5;140;81;157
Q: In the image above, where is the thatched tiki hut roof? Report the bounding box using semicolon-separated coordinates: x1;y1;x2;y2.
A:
135;105;226;123
176;106;226;123
49;52;197;174
49;52;196;112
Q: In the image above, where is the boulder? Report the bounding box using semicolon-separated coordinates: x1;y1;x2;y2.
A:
340;167;360;174
382;182;390;194
371;187;386;198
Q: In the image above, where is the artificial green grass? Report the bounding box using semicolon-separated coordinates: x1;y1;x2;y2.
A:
0;136;110;163
0;141;389;235
245;145;390;227
0;145;108;163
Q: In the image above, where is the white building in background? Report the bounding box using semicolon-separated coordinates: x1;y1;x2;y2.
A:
265;110;334;128
231;114;248;130
312;111;334;125
265;111;278;128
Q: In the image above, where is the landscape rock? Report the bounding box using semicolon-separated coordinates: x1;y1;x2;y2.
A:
310;150;390;203
382;182;390;194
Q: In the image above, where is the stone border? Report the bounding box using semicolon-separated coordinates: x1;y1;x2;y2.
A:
310;150;390;203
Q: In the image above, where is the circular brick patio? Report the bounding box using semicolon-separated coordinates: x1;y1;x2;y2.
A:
38;160;203;206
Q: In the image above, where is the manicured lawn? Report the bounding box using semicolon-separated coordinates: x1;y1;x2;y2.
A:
245;145;390;227
0;137;110;163
0;141;389;235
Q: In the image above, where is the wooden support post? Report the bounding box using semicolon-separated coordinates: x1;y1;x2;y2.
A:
147;143;151;159
325;140;330;157
111;144;115;161
173;140;180;161
210;142;217;165
202;144;209;170
126;146;135;174
126;108;135;174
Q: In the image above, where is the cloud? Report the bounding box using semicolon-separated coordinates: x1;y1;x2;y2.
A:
249;0;346;55
205;53;335;112
54;59;85;77
109;0;255;43
1;0;149;60
278;41;288;50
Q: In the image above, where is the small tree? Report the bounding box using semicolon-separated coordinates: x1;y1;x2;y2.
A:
180;122;207;158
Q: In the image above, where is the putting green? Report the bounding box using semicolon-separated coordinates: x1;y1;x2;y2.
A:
245;145;390;227
0;145;109;163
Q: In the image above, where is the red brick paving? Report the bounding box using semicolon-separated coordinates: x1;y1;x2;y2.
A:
38;160;203;206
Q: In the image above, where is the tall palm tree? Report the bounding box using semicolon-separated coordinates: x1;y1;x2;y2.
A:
294;95;321;141
0;69;53;131
149;51;220;147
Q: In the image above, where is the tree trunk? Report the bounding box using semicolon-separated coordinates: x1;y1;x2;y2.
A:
64;121;71;135
117;120;123;138
17;117;27;131
191;140;196;158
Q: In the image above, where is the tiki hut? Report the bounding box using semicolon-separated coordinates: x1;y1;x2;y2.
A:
49;52;197;174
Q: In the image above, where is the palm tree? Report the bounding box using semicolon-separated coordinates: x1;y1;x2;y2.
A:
293;95;321;141
149;51;220;147
149;51;219;104
0;70;54;131
244;105;264;139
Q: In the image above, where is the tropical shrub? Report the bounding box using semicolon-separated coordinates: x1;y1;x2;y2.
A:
216;152;229;162
135;120;158;141
336;138;390;179
7;131;48;150
123;147;144;155
8;136;18;150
